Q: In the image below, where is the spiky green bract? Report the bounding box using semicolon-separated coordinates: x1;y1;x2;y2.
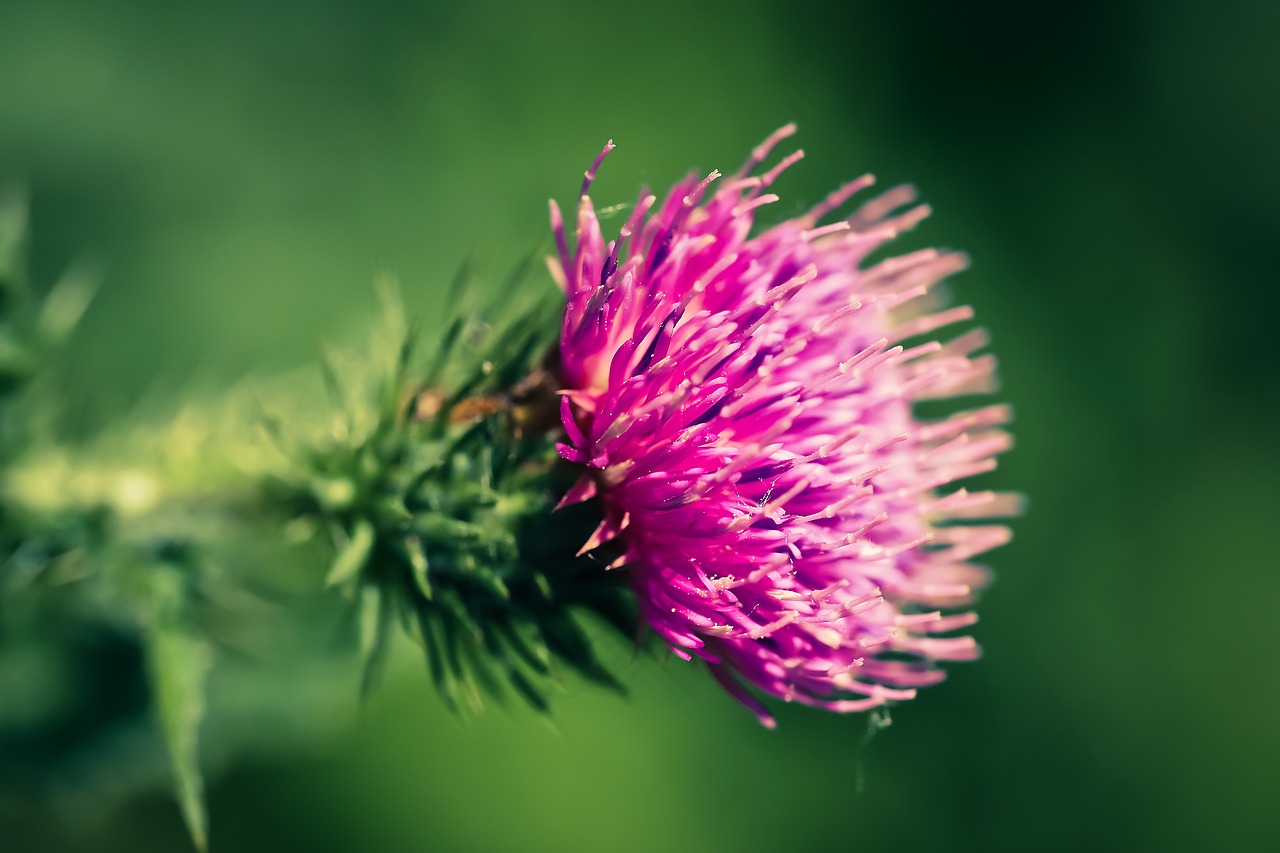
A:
276;280;635;714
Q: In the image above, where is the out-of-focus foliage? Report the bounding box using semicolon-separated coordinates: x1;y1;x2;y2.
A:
1;190;224;850
1;0;1276;851
1;201;639;850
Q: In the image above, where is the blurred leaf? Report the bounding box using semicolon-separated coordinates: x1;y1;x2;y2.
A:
318;344;352;422
401;534;433;601
493;619;550;676
539;611;625;694
358;583;392;700
414;600;458;714
325;517;374;588
35;264;98;345
507;666;549;713
0;187;27;310
144;600;212;853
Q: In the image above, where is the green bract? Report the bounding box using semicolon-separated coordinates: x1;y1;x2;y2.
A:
274;281;635;713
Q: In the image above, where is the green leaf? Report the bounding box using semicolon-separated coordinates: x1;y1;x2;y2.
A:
438;602;483;712
0;187;28;309
493;618;550;676
506;666;550;713
358;583;392;700
318;343;349;412
325;517;374;588
401;534;433;601
35;265;98;345
145;614;212;853
414;601;459;713
423;315;465;387
540;611;624;693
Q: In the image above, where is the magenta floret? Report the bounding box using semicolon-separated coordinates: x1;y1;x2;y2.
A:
552;126;1015;726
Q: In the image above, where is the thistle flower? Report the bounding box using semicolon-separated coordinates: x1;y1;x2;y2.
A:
551;126;1016;726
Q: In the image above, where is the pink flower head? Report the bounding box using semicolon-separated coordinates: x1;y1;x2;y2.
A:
550;126;1015;727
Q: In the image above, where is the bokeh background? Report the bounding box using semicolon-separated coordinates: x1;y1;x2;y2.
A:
2;0;1277;850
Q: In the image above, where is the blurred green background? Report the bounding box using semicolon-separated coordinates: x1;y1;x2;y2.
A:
2;0;1277;850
